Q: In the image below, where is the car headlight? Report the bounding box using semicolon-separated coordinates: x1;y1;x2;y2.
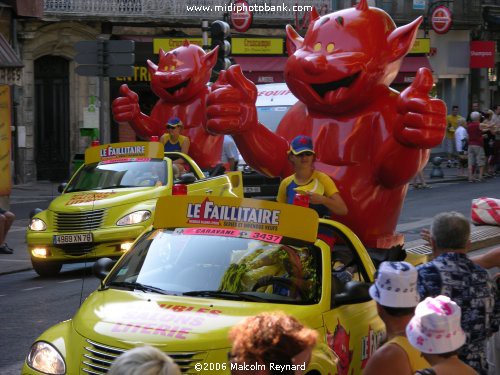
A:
26;341;65;374
29;218;47;231
116;210;151;226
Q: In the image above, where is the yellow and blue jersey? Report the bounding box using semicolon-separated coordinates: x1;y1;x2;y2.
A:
162;134;188;152
277;170;338;217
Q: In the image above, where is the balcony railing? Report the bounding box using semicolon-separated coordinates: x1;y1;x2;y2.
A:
43;0;332;24
373;0;485;26
43;0;494;27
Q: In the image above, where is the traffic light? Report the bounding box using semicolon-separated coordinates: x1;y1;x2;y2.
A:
211;20;231;72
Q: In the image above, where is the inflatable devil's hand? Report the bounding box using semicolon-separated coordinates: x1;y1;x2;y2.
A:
395;68;447;149
206;65;259;135
112;84;140;124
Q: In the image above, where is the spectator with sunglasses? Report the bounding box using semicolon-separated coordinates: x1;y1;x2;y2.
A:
277;135;347;217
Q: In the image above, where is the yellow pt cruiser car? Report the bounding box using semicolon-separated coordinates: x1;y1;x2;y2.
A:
27;142;243;277
24;196;385;375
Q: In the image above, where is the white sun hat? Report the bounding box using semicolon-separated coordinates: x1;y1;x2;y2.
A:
406;295;466;354
368;261;420;308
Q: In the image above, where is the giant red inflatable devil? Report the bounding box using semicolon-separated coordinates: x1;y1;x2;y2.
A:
112;41;223;169
206;0;446;255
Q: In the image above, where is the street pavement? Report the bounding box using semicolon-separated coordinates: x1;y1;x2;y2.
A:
0;161;497;276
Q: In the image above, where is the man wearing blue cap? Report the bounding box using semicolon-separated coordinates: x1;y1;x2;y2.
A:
160;117;190;154
277;135;347;217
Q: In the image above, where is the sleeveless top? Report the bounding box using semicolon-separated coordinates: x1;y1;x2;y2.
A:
163;134;187;152
387;336;430;372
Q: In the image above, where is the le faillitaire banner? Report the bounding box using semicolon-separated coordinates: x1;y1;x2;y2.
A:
0;85;12;195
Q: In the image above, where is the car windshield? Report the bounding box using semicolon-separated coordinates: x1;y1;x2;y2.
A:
256;106;291;132
106;229;321;304
66;159;167;192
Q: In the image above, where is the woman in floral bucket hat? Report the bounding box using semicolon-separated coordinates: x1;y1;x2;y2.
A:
406;295;477;374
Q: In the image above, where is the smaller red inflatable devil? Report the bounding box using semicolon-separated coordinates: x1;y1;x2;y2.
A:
112;41;223;169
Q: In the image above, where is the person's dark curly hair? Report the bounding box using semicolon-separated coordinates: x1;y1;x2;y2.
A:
229;312;317;374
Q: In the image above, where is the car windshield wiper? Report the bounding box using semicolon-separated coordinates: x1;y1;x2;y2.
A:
106;281;173;295
183;290;266;302
65;188;90;193
99;185;136;190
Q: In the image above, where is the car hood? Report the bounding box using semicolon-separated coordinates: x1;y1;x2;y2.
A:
48;187;165;211
73;289;321;351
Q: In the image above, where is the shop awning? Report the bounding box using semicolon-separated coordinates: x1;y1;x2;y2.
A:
0;34;23;68
232;56;288;72
399;56;432;73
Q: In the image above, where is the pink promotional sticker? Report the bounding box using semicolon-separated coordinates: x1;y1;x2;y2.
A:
173;228;282;243
101;157;151;164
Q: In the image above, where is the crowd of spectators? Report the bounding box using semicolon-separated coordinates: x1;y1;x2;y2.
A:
445;103;500;183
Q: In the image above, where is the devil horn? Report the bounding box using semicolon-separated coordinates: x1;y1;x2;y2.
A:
310;7;320;21
356;0;368;11
183;39;190;47
159;48;167;58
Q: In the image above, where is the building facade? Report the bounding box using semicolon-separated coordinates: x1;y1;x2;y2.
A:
7;0;500;182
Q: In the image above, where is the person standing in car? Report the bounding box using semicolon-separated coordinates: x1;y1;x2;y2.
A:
277;135;347;218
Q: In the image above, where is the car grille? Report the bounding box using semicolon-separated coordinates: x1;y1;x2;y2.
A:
55;243;95;256
54;210;105;232
82;339;208;374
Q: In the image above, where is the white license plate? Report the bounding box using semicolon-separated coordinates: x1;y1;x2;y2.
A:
53;233;93;245
244;186;261;193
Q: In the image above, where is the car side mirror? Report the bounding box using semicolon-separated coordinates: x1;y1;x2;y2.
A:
179;173;196;184
58;183;67;193
333;281;372;307
93;258;116;280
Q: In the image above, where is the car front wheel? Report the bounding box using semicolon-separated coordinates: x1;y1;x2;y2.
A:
32;260;62;277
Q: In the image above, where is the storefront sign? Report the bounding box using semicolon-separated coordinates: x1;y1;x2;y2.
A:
413;0;426;10
431;6;452;34
409;38;430;54
0;85;12;195
153;38;210;53
470;41;496;68
232;38;283;55
230;0;253;33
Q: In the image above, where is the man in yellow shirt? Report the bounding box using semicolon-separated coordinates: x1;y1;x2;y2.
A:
363;261;430;375
445;105;464;168
277;135;347;218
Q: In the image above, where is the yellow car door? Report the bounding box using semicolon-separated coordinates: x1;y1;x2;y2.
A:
318;220;385;375
186;174;241;197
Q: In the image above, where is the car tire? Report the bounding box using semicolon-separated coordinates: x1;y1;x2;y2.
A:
32;260;63;277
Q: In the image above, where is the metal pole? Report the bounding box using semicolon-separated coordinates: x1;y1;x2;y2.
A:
99;75;106;143
202;20;210;51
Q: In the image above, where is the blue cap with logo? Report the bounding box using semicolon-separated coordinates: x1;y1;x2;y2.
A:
289;135;315;155
167;117;183;128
